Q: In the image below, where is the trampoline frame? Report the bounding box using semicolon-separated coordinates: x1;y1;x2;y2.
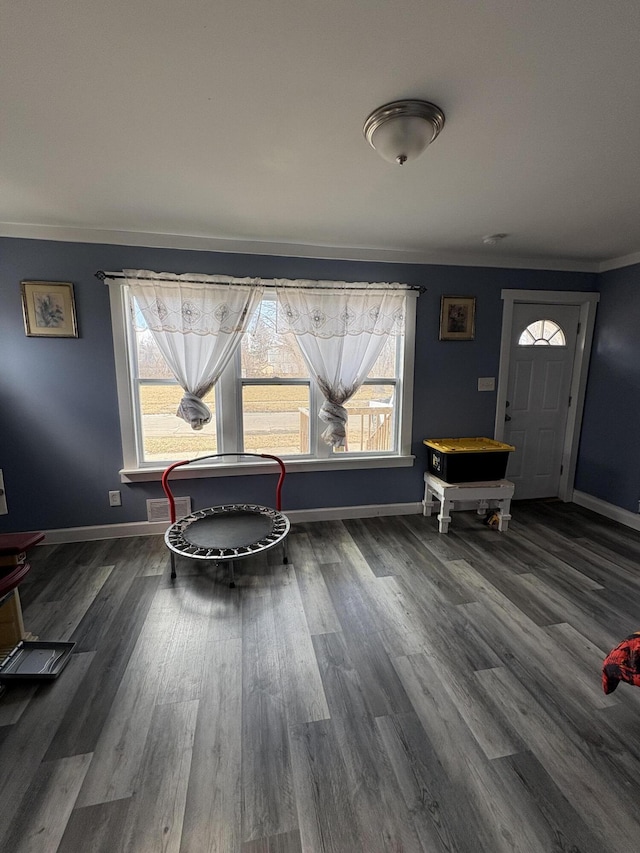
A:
161;453;290;586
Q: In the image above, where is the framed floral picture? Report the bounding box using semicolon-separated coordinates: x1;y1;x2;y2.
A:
439;295;476;341
21;281;78;337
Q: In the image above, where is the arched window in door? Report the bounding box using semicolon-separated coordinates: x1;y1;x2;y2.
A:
518;319;566;346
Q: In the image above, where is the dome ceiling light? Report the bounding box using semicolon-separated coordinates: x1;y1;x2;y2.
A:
363;99;445;166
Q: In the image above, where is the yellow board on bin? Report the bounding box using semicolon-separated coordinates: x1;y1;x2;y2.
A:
423;437;515;453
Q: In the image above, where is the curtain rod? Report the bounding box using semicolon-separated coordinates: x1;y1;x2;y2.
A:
94;270;425;293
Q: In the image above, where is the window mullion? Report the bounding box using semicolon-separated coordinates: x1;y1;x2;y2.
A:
217;348;241;453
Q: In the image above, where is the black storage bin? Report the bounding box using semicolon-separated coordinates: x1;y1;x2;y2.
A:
424;437;515;483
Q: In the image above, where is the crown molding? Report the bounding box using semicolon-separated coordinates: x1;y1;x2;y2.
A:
598;251;640;273
0;221;611;273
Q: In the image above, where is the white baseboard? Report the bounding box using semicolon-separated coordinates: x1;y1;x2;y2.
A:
288;502;422;523
572;490;640;532
36;520;169;544
28;494;639;545
33;502;424;544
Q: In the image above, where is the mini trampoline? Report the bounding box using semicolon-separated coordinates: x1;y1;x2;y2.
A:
161;453;290;587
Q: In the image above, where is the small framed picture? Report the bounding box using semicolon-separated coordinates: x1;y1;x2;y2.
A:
21;281;78;338
439;295;476;341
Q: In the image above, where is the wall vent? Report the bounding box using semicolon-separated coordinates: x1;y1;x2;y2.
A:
146;496;191;523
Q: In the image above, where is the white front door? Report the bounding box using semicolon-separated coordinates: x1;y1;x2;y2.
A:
504;303;580;499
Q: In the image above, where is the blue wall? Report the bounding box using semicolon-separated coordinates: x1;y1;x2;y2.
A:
574;263;640;512
0;237;597;533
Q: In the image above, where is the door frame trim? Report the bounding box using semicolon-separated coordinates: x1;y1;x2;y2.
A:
494;289;599;501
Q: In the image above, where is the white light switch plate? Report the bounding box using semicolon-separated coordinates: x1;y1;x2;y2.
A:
478;377;495;392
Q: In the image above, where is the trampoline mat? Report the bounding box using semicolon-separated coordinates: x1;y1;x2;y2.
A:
182;510;275;550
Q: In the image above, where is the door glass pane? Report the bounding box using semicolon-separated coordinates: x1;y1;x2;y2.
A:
139;384;217;462
518;319;566;347
242;384;310;455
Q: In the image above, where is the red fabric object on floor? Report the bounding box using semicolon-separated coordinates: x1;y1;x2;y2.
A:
602;631;640;694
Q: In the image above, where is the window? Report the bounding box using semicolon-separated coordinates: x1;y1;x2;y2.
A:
110;283;416;476
131;311;219;462
518;319;566;346
240;297;311;456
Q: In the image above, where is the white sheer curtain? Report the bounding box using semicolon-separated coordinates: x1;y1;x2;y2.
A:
125;270;263;429
275;282;407;447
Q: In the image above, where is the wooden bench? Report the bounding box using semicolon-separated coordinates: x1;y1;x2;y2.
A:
423;473;515;534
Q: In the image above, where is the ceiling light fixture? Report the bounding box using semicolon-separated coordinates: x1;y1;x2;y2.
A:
482;233;509;246
363;99;445;166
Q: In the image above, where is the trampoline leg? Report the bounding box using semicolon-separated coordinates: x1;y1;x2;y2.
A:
170;551;177;581
282;539;289;565
228;561;235;589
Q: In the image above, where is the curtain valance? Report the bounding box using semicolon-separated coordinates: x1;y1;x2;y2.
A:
105;270;421;442
124;270;263;429
98;269;422;294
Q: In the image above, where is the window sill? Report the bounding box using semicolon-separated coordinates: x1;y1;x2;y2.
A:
120;454;415;483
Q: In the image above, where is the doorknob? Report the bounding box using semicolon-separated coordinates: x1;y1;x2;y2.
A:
505;414;512;422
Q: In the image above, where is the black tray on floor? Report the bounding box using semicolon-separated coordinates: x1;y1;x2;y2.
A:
0;640;75;680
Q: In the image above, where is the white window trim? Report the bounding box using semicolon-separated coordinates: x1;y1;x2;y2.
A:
108;281;417;482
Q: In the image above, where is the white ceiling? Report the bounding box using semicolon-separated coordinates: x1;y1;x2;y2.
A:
3;0;640;271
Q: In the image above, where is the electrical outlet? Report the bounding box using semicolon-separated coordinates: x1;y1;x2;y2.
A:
108;490;122;507
0;469;7;515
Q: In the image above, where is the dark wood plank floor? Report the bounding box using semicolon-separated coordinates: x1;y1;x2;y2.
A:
1;500;640;852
